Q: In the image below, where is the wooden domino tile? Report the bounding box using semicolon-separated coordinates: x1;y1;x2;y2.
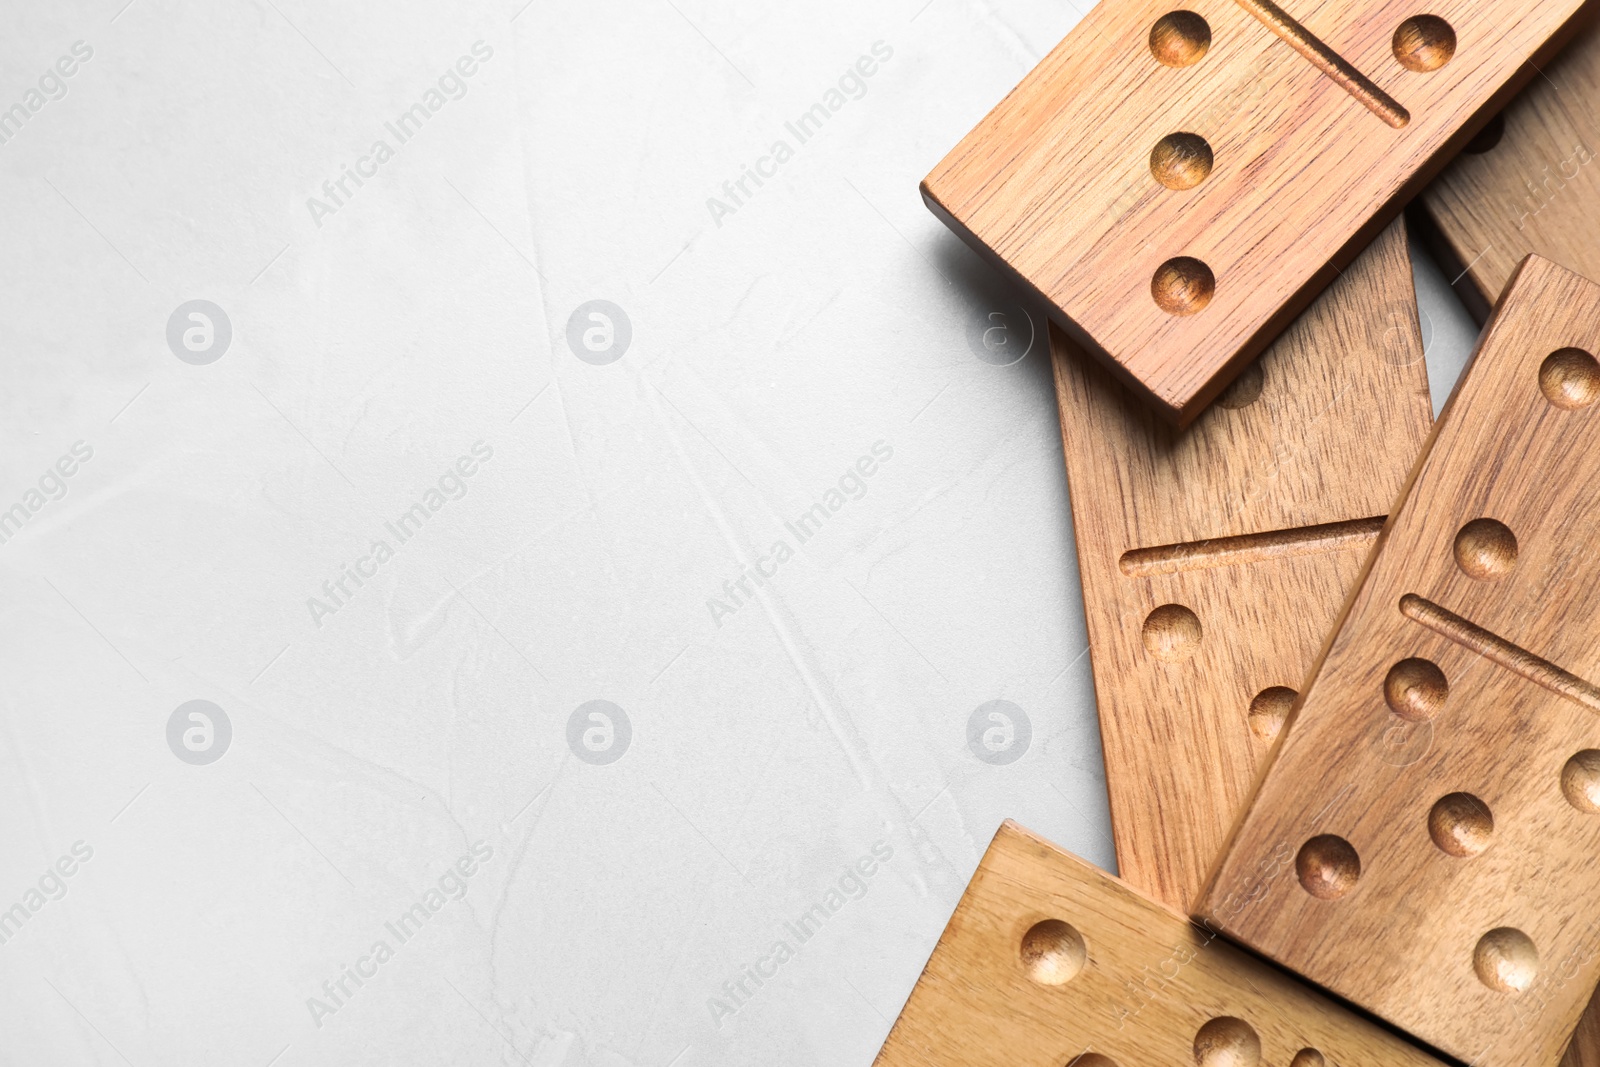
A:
1196;256;1600;1067
924;0;1587;424
1053;219;1432;911
1363;22;1600;1065
874;821;1447;1067
1419;14;1600;321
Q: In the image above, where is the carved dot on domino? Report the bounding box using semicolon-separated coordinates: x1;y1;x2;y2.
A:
1384;657;1448;722
1428;792;1494;857
1560;750;1600;813
1539;348;1600;410
1453;518;1518;581
1151;133;1213;190
1020;919;1086;985
1393;15;1456;72
1289;1051;1325;1067
1473;927;1538;994
1142;604;1202;661
1248;686;1296;743
1149;11;1210;68
1194;1017;1261;1067
1152;257;1215;315
1296;834;1360;899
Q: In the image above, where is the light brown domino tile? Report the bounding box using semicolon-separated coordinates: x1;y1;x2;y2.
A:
1198;256;1600;1067
874;821;1448;1067
925;0;1587;423
1052;218;1432;912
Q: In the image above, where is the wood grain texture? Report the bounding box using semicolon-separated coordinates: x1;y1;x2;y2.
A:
1419;13;1600;320
1196;256;1600;1067
1407;30;1600;1064
1053;219;1432;911
874;821;1447;1067
925;0;1588;424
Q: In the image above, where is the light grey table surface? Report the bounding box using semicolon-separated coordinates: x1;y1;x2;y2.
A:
0;1;1478;1064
